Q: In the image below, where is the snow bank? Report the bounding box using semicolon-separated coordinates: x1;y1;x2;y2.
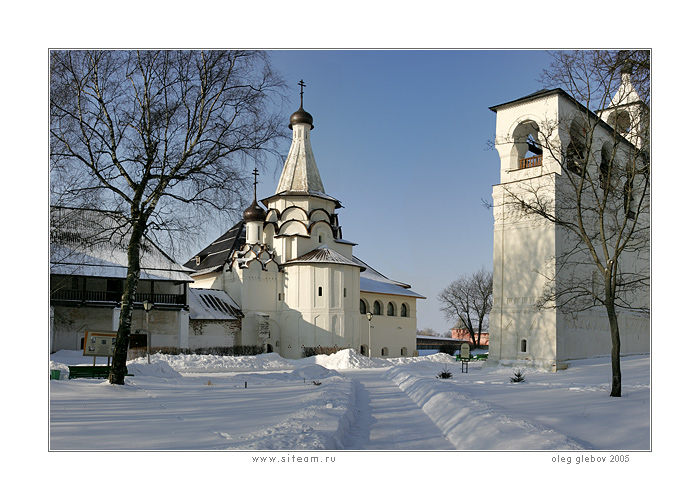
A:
143;351;297;373
385;365;586;450
127;359;183;378
120;348;457;374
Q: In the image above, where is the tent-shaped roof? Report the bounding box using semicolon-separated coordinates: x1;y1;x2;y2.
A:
283;245;365;269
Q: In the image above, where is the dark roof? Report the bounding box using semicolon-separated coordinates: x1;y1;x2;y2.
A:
183;221;246;273
488;88;567;112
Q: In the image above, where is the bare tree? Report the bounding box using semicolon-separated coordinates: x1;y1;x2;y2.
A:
50;50;286;384
438;267;493;347
494;50;650;397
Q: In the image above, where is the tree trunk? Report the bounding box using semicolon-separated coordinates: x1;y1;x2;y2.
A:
606;300;622;397
108;220;145;385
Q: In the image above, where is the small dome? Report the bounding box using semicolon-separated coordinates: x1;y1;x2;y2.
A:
243;201;266;222
289;107;314;130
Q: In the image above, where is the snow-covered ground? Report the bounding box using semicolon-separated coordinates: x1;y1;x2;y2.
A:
50;349;649;451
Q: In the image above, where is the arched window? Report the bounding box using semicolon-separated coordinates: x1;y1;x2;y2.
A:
512;120;542;170
599;143;612;188
387;302;395;316
610;109;631;134
373;300;382;315
381;347;388;356
401;347;407;356
359;299;367;315
566;121;586;176
520;339;528;353
400;303;409;317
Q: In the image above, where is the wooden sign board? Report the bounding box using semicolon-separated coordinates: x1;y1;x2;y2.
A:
83;331;117;357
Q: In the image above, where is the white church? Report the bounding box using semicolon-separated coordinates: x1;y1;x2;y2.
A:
487;70;650;371
182;85;424;359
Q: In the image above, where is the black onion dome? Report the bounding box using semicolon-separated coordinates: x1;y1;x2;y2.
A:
243;201;266;222
289;107;314;130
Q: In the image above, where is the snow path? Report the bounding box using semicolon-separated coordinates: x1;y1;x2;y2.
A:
340;369;455;450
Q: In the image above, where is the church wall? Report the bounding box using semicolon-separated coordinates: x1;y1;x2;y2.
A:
491;171;559;369
360;292;417;358
238;265;280;346
189;319;239;350
278;263;361;358
190;273;222;290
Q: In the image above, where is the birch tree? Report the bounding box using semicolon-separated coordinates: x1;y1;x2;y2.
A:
50;50;286;384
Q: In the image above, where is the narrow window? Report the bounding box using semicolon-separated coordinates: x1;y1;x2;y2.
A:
344;287;347;298
381;347;388;357
360;299;367;314
318;287;323;297
401;303;408;317
387;302;395;316
520;339;527;353
373;300;382;315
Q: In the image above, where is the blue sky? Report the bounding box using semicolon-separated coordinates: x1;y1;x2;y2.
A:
203;50;557;334
256;50;557;334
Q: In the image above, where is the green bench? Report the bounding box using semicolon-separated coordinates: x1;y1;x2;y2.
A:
455;354;488;361
68;366;132;379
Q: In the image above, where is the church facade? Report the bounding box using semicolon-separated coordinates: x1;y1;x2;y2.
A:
488;72;650;371
184;89;424;359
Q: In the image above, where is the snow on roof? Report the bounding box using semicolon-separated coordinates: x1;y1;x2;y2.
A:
50;244;193;282
284;245;364;269
354;256;426;299
50;207;193;282
188;288;242;320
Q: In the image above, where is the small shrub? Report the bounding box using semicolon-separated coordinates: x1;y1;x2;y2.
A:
510;369;526;383
437;366;453;379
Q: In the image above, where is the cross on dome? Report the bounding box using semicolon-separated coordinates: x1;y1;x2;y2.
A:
298;79;306;107
252;167;260;200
